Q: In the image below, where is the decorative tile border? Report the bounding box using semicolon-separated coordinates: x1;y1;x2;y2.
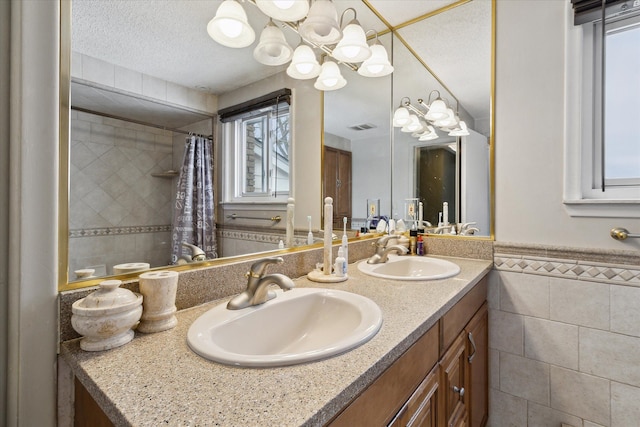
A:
218;228;308;246
69;225;171;238
494;252;640;287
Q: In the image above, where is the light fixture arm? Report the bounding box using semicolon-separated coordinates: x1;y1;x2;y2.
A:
339;7;358;28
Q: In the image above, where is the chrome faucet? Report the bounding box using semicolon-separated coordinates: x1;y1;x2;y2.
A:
367;244;409;264
459;222;480;236
227;257;295;310
178;242;206;263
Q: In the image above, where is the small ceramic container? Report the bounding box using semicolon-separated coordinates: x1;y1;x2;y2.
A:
137;270;179;333
71;280;143;351
112;262;150;275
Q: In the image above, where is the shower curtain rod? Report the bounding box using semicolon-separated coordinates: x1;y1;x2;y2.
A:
71;106;213;139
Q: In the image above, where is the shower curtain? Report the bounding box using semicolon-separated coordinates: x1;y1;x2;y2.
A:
171;135;218;263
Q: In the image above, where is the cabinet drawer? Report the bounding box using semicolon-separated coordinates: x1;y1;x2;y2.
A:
388;365;441;427
440;277;487;355
328;322;439;426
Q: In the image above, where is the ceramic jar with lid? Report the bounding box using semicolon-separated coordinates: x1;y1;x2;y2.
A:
71;279;143;351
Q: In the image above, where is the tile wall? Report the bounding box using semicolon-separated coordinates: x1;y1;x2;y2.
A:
69;110;174;276
488;244;640;427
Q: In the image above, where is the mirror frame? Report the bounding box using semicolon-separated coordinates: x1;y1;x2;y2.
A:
58;0;495;292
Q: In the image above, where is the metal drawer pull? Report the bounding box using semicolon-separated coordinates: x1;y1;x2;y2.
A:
468;331;477;363
453;386;465;397
611;227;640;241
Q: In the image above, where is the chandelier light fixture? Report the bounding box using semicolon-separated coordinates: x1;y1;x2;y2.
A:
393;91;470;141
206;0;394;91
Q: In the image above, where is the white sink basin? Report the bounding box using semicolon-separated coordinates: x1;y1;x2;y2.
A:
187;288;382;367
357;255;460;281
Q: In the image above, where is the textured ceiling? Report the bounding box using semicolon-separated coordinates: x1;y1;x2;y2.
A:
71;0;491;138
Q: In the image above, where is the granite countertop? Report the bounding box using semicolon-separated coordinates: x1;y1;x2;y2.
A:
60;256;492;427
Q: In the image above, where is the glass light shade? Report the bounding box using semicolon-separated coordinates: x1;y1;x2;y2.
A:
449;121;470;136
434;108;457;128
401;114;421;133
418;126;438;141
425;98;448;121
286;44;321;79
253;22;293;66
358;44;394;77
314;61;346;91
299;0;341;45
332;21;371;63
207;0;255;48
255;0;309;21
392;107;410;127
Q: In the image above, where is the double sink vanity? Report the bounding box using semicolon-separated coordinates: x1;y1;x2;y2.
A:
60;238;492;426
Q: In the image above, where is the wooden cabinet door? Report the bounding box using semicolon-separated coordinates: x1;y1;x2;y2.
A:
323;146;351;229
465;303;488;427
389;365;442;427
440;333;467;427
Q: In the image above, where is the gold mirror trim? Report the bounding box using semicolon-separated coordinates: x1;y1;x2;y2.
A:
58;0;71;288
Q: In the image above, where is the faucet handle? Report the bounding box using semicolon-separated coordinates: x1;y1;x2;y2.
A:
249;257;284;277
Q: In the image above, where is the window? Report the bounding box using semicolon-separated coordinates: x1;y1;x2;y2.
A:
565;1;640;217
221;89;291;203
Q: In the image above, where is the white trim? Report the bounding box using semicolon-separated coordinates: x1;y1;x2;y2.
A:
563;5;640;217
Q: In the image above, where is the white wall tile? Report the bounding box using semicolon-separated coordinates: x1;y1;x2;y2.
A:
580;327;640;388
488;388;528;427
550;278;609;330
81;55;114;88
527;402;583;427
142;74;167;101
611;382;640;427
114;65;142;95
489;348;499;390
499;271;550;318
550;365;610;426
525;317;579;370
487;271;500;310
489;309;524;355
71;51;82;79
610;285;640;337
499;352;550;405
166;81;189;107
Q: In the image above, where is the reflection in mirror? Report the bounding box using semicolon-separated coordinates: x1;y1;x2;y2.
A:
62;0;494;289
323;31;393;232
391;0;492;236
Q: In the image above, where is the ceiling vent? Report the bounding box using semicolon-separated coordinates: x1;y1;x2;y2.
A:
347;123;377;131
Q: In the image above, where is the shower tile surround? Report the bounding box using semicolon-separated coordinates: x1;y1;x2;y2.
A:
489;242;640;427
69;109;175;275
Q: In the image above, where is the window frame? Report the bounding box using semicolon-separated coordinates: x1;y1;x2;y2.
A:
564;4;640;217
222;101;291;204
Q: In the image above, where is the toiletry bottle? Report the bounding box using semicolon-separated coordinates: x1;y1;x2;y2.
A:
341;217;349;267
278;240;284;249
335;246;346;277
409;229;418;255
416;235;424;256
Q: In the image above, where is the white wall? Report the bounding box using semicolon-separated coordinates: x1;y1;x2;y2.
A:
6;1;60;425
490;1;640;426
495;0;640;250
218;73;322;230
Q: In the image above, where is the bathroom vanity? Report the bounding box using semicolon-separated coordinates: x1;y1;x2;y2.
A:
61;255;491;426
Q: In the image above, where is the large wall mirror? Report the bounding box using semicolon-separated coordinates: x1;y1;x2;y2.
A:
60;0;494;290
